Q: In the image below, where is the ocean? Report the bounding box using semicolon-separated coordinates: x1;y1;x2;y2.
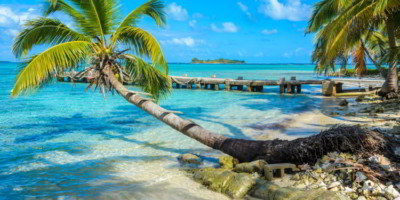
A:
0;63;341;199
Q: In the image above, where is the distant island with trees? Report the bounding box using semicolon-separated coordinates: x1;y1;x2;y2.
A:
191;58;245;64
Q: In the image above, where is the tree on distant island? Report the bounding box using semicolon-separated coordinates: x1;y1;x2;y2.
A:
10;0;399;165
191;57;245;64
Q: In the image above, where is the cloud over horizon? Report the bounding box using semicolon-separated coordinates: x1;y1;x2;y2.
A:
258;0;311;21
166;3;188;21
211;22;239;33
161;37;199;47
261;29;278;35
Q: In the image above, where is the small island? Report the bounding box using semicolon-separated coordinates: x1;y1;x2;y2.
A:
191;57;245;64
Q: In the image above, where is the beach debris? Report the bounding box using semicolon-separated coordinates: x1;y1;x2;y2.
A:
357;196;367;200
186;148;399;200
356;171;367;182
219;155;238;169
264;163;299;180
385;185;400;198
328;181;341;190
340;99;349;106
178;154;202;165
250;180;349;200
368;156;381;164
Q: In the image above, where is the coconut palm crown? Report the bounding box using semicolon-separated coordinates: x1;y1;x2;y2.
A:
12;0;170;100
307;0;400;94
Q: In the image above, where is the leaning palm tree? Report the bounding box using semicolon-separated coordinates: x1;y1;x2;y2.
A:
11;0;400;164
307;0;400;95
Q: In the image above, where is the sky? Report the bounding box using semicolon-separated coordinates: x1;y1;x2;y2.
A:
0;0;320;63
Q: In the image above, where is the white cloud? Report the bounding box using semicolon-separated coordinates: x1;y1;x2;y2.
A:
211;22;239;33
162;37;198;47
237;2;252;19
258;0;311;21
192;13;204;19
261;29;278;35
0;6;38;27
188;20;197;29
166;3;188;21
0;7;20;26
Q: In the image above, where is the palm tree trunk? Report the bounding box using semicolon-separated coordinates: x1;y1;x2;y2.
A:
381;16;398;94
103;67;400;164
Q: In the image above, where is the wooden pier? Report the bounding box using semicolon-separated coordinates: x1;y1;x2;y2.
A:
169;75;322;94
56;72;383;96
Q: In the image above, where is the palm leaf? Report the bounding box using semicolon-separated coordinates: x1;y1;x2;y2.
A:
123;54;170;100
13;17;90;58
307;0;351;33
352;41;367;75
43;0;89;34
114;27;167;71
321;0;377;62
117;0;165;30
12;41;93;96
68;0;120;42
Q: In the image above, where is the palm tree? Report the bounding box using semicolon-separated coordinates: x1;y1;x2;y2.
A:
11;0;399;164
307;0;400;94
12;0;241;160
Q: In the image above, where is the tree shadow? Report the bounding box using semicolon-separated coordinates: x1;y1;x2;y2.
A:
162;105;252;140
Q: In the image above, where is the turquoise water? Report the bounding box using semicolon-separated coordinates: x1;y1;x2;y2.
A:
0;63;339;199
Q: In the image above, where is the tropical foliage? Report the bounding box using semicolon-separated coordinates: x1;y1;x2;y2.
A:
307;0;400;94
12;0;170;100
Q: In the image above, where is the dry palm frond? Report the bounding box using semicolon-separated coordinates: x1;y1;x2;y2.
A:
353;41;367;76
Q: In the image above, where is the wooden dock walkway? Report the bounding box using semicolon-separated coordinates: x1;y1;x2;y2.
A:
169;76;322;93
56;72;384;96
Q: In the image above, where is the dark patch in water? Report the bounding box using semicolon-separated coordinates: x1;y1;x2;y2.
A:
247;119;293;131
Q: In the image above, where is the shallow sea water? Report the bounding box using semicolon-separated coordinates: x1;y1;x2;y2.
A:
0;63;339;199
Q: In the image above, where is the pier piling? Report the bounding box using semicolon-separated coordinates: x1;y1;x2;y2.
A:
279;78;285;93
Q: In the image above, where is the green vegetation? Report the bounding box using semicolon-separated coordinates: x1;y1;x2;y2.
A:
329;68;389;77
307;0;400;94
12;0;169;100
191;57;245;64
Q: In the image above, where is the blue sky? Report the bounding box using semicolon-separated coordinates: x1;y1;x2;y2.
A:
0;0;320;63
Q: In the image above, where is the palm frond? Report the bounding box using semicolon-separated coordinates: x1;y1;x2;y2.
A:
13;17;90;58
307;0;351;33
68;0;120;42
12;41;93;96
43;0;88;33
352;41;367;75
320;0;377;62
123;54;170;100
113;27;167;72
117;0;165;30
